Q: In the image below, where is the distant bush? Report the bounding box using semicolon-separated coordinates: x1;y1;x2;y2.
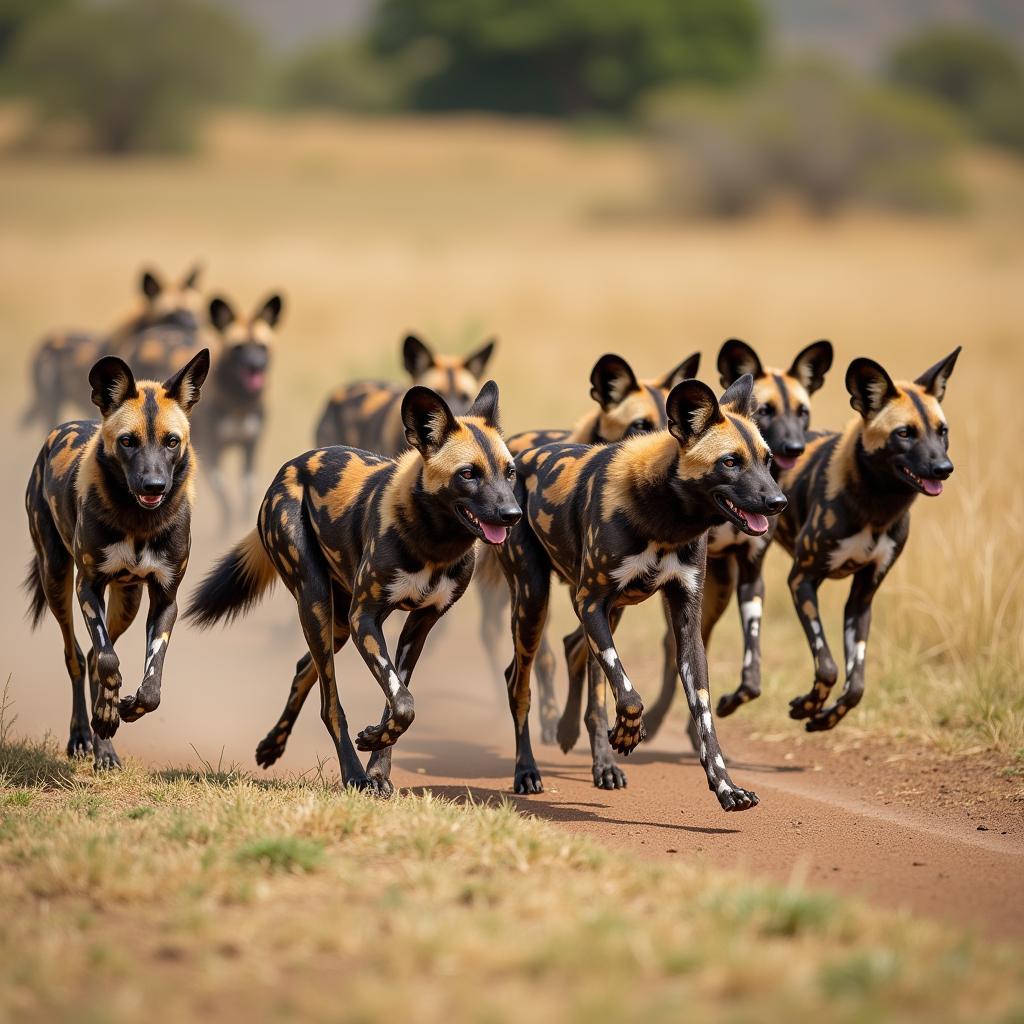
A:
370;0;765;117
12;0;264;153
646;63;965;218
888;26;1024;153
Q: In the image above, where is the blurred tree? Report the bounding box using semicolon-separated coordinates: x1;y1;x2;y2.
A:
371;0;764;116
13;0;264;153
888;26;1024;152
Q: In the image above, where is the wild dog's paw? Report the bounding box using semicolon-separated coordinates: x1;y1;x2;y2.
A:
556;713;581;754
592;759;627;790
355;715;406;752
91;690;121;740
513;765;544;795
714;779;759;812
788;692;821;720
347;774;393;799
92;739;122;771
717;687;756;718
117;693;150;723
806;702;851;733
608;706;646;756
255;727;290;769
67;727;93;759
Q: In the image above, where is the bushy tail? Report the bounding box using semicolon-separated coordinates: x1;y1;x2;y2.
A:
185;529;277;629
23;556;47;629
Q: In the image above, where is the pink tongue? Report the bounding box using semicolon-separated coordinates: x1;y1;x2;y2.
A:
773;455;796;470
480;522;508;545
744;512;770;534
247;370;265;391
921;479;943;496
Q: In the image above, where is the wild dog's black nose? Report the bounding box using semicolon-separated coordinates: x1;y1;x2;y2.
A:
782;442;804;458
765;495;788;515
498;505;522;526
931;459;953;480
141;477;167;495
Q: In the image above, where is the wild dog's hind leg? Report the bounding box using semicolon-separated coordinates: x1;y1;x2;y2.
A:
534;628;560;745
556;627;586;753
365;607;442;794
717;548;767;719
663;578;758;812
787;563;839;722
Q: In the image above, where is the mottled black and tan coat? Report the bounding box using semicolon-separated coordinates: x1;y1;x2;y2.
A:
187;382;520;795
24;350;210;768
494;375;786;810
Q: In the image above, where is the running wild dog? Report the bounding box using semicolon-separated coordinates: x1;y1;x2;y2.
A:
24;350;210;768
314;333;496;456
768;348;960;731
476;350;701;745
21;265;204;430
190;293;284;531
642;338;834;741
494;375;786;808
187;382;520;795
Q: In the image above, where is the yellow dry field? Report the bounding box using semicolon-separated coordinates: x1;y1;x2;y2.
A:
2;109;1020;758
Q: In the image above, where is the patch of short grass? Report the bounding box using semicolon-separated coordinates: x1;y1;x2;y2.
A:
0;736;1021;1024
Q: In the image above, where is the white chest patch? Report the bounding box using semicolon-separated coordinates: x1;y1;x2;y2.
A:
99;540;174;589
387;567;458;611
827;527;896;579
610;541;700;593
217;412;261;444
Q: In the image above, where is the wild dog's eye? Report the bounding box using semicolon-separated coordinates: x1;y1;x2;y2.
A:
118;434;136;449
895;427;912;440
459;467;477;481
165;435;180;450
505;465;516;480
797;405;809;418
630;418;651;432
937;423;948;437
720;455;737;469
757;404;774;417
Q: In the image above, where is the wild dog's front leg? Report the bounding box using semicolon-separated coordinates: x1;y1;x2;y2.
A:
241;440;258;520
118;580;178;724
787;565;839;721
351;595;415;752
807;565;885;732
717;547;768;718
556;627;586;753
663;580;758;812
365;607;442;791
75;575;121;739
576;598;645;756
584;607;627;789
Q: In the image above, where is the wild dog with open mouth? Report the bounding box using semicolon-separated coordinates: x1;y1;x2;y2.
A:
770;348;959;731
314;333;496;456
21;265;204;430
23;349;210;768
642;338;833;741
476;351;701;748
494;375;785;807
186;382;520;794
190;293;284;531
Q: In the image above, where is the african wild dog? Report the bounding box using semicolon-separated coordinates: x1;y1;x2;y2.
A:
313;334;496;456
764;349;959;731
21;265;204;430
494;375;786;807
641;338;833;742
186;382;520;794
476;350;701;745
24;349;210;768
190;293;284;532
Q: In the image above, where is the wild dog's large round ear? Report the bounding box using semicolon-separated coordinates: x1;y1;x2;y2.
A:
253;294;284;329
590;354;640;411
789;340;833;395
466;379;500;428
181;263;203;290
720;373;756;417
463;338;497;379
846;358;898;418
163;348;211;414
402;334;435;379
717;339;763;387
914;346;961;403
666;378;724;445
657;351;701;391
402;385;459;455
209;297;236;333
90;356;138;416
140;269;163;301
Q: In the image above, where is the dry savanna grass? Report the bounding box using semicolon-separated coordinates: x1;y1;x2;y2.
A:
1;109;1022;764
1;730;1023;1024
